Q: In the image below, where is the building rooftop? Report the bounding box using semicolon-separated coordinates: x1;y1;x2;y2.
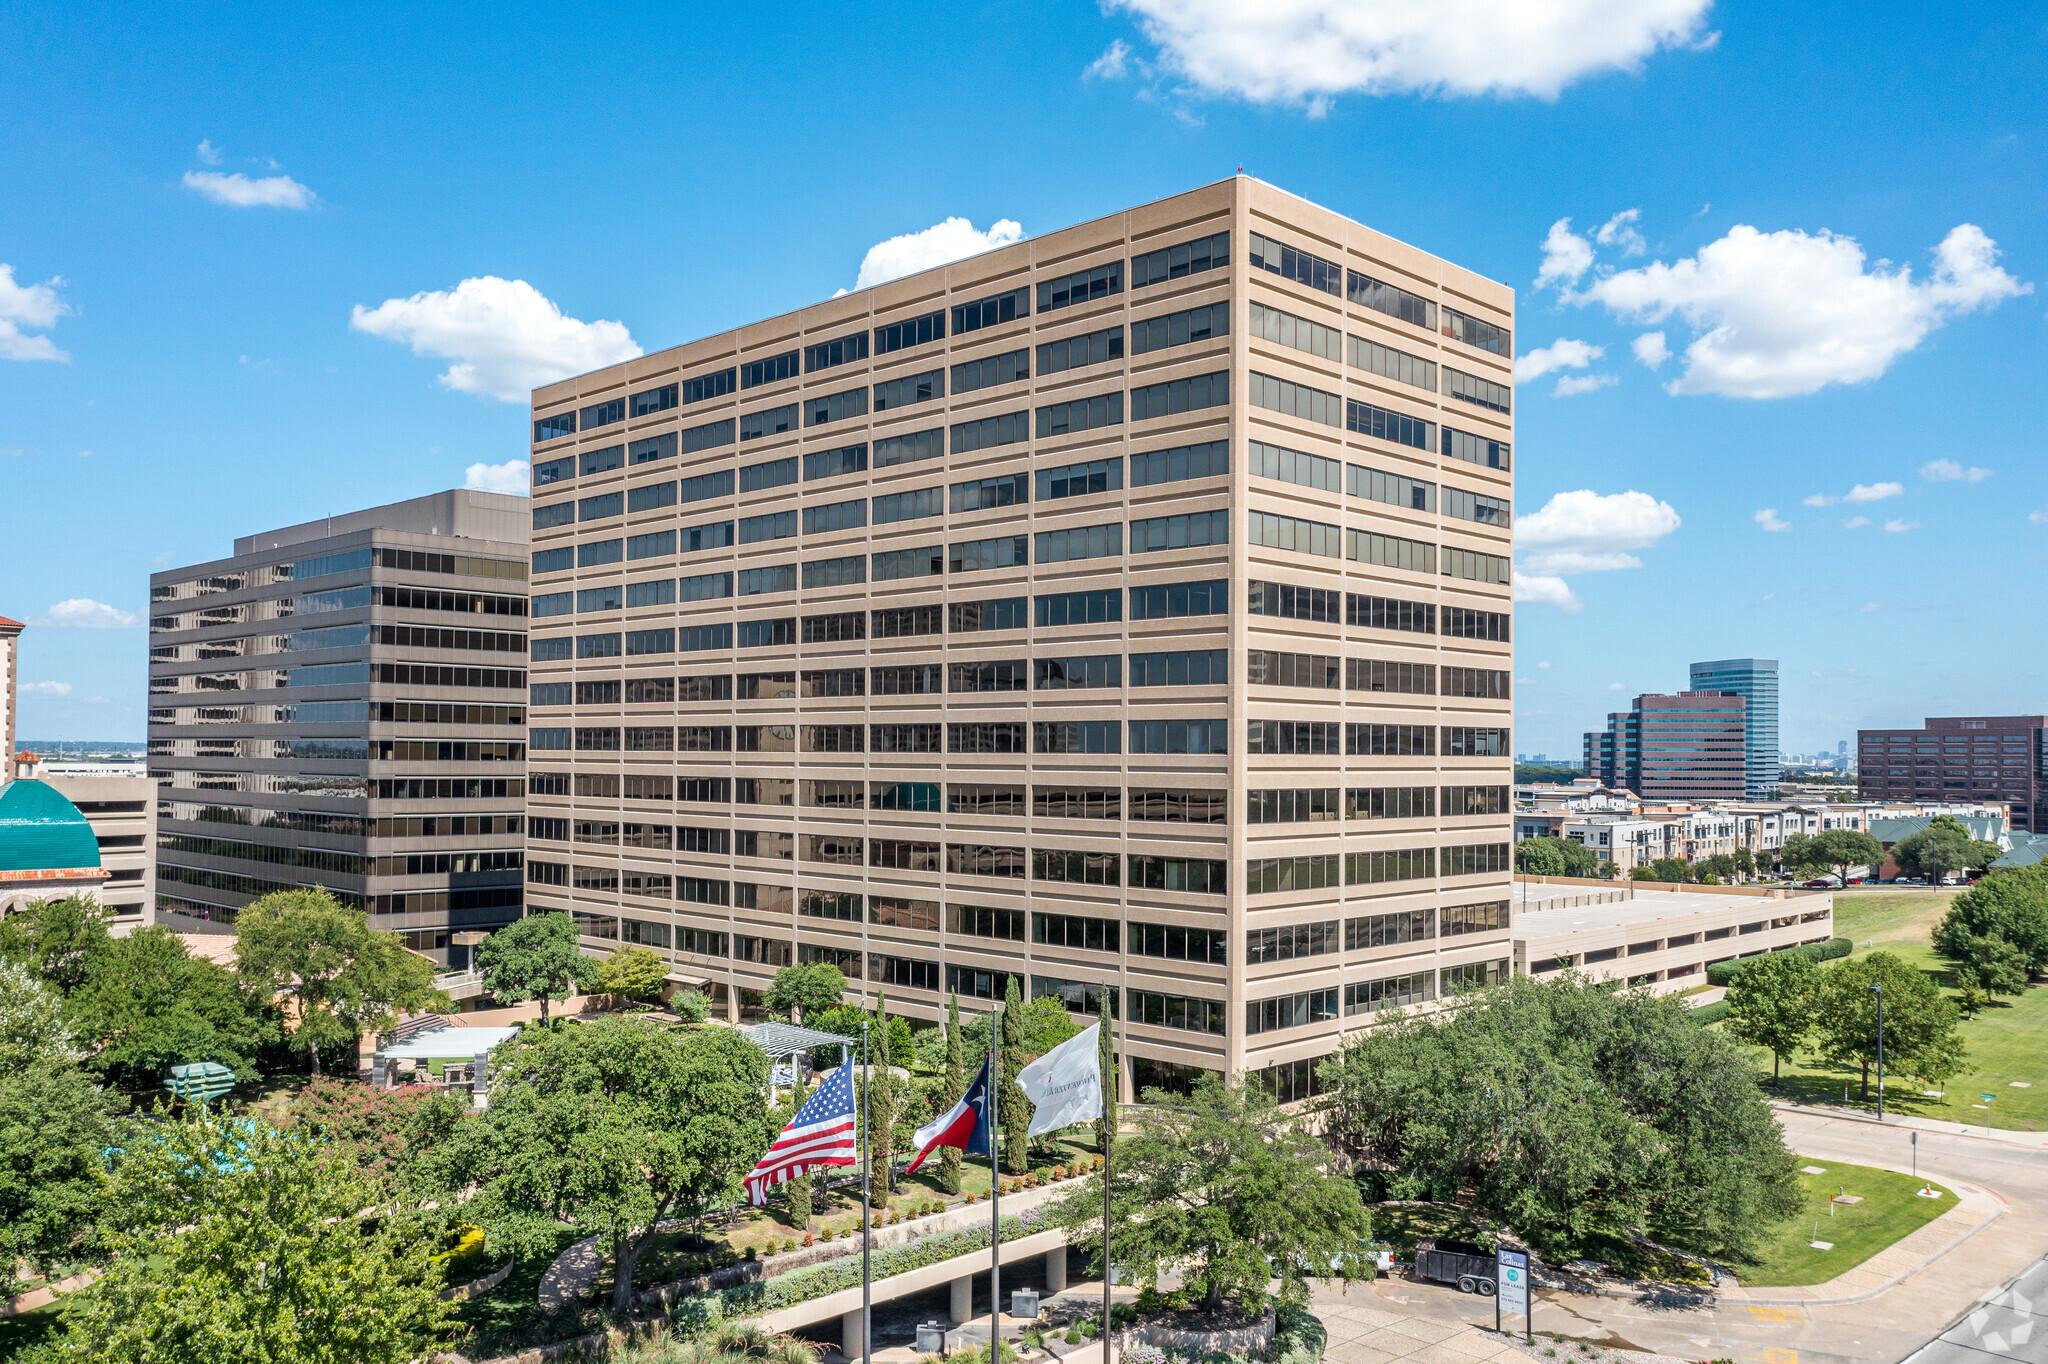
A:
0;778;103;873
1869;813;2005;845
1514;885;1819;941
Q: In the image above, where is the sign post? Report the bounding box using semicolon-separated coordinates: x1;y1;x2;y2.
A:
1497;1248;1531;1343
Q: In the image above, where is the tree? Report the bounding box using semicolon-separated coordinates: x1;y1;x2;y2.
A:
1046;1073;1369;1314
287;1077;470;1194
235;889;447;1076
867;993;896;1202
764;961;846;1024
998;978;1029;1172
1934;866;2048;981
0;1063;122;1294
1020;993;1081;1055
0;957;80;1069
940;993;965;1195
65;927;279;1085
53;1113;451;1364
670;990;711;1024
1812;952;1969;1099
1725;950;1818;1083
1633;857;1691;883
1733;847;1758;879
1779;833;1814;878
1097;982;1116;1157
0;894;110;992
1320;974;1802;1259
1941;931;2029;999
474;911;598;1025
1808;829;1886;885
596;943;669;1001
777;1075;817;1231
1891;816;2003;884
434;1016;777;1314
1516;836;1597;877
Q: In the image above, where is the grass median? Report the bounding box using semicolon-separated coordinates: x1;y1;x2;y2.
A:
1736;1159;1954;1287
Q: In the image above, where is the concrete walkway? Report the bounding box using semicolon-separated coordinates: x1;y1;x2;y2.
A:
1318;1301;1535;1364
1770;1098;2048;1148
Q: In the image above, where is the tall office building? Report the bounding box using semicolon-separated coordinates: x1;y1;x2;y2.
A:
0;613;21;768
1858;716;2048;833
147;491;530;963
520;177;1515;1094
1583;692;1746;801
1689;657;1779;797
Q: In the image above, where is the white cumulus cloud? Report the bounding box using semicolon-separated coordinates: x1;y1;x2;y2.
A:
196;138;223;165
1515;337;1603;383
1594;208;1646;256
2030;510;2048;525
1087;39;1133;79
1536;218;1596;290
1631;331;1670;367
1514;489;1681;612
0;263;70;362
20;681;71;697
351;276;642;403
1107;0;1714;105
1571;222;2029;398
852;217;1025;292
1844;481;1903;503
1883;518;1920;533
183;170;316;209
1754;508;1793;533
1859;601;1881;613
43;598;140;629
465;459;530;495
1920;457;1990;483
1843;516;1870;529
1554;373;1618;397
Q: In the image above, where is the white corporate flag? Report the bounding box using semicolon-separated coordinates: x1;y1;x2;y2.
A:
1017;1022;1103;1138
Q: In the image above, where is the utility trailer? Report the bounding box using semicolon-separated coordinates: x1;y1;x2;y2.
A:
1414;1239;1496;1295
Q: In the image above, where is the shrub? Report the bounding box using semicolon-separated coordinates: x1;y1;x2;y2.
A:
803;1233;815;1248
1691;1001;1732;1026
744;1246;758;1261
1053;1164;1067;1180
1706;938;1853;986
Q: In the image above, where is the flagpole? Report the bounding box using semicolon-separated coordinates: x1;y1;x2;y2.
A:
1102;983;1114;1364
861;1020;871;1364
989;1005;1001;1358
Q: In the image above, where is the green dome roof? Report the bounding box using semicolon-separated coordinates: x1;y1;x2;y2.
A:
0;780;103;873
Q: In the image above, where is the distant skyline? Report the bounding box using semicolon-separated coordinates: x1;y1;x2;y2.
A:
3;1;2044;750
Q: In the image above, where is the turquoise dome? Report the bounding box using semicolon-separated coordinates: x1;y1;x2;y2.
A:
0;780;103;873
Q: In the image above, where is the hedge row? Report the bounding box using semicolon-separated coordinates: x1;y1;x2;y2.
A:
700;1212;1032;1315
1689;1001;1732;1026
1704;937;1851;987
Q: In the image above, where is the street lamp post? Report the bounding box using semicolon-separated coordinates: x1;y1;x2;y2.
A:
1871;984;1885;1121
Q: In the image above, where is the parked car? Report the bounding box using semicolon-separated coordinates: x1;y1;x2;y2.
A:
1414;1238;1497;1296
1801;878;1835;889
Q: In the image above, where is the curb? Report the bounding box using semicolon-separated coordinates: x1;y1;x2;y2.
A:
1768;1100;2048;1147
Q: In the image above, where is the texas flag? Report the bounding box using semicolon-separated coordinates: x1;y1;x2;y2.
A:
906;1056;994;1173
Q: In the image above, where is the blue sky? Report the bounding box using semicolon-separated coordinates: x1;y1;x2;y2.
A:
2;1;2043;752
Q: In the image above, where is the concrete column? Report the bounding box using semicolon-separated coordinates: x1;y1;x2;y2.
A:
843;1308;863;1360
951;1274;973;1323
372;1054;387;1088
472;1052;489;1110
726;979;741;1023
1045;1247;1067;1293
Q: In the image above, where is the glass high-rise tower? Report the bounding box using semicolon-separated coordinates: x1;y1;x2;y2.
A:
1689;658;1779;797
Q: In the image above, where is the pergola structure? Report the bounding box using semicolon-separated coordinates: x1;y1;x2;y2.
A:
737;1021;854;1103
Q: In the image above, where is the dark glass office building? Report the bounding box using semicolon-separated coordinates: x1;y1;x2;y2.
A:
146;491;530;963
1583;691;1746;801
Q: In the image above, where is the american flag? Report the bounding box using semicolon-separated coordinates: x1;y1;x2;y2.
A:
746;1061;858;1205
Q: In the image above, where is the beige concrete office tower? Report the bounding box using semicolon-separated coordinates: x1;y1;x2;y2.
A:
148;491;530;964
522;178;1513;1096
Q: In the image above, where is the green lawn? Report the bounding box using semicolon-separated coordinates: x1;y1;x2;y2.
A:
1735;892;2048;1130
1736;1160;1954;1286
0;1303;64;1360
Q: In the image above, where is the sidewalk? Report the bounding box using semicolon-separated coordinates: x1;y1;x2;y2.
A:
1769;1098;2048;1148
1310;1305;1528;1364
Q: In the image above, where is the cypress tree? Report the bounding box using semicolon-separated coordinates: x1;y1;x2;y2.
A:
1097;983;1116;1157
869;991;897;1204
999;977;1030;1173
941;991;965;1195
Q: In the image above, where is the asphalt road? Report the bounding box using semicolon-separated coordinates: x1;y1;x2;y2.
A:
1320;1107;2048;1364
1901;1253;2048;1363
